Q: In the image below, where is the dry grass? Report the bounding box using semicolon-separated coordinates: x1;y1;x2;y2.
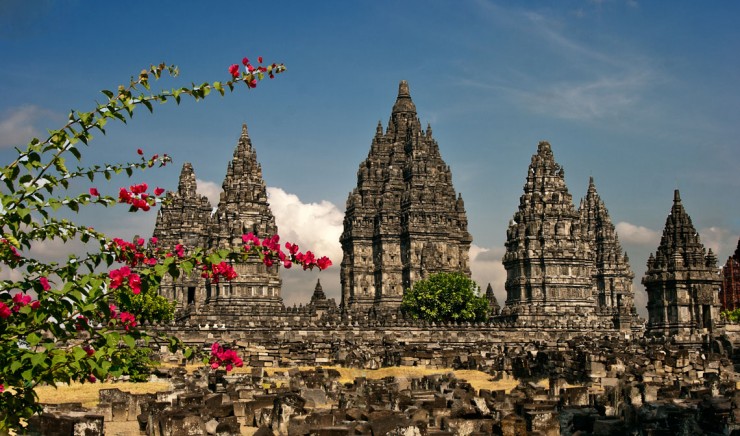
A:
36;365;546;408
36;381;172;408
261;366;546;393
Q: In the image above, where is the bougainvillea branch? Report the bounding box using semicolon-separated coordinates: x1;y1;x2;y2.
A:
0;56;319;432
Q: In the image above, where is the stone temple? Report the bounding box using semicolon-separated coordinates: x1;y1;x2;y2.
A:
154;124;283;324
720;238;740;311
643;190;722;339
501;141;640;333
339;81;472;312
137;81;740;435
152;80;728;345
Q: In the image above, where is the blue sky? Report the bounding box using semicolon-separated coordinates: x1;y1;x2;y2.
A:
1;0;738;316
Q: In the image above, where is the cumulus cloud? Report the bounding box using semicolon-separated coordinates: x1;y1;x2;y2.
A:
267;187;344;305
615;221;660;245
0;105;57;148
699;227;739;260
195;179;222;209
469;244;507;304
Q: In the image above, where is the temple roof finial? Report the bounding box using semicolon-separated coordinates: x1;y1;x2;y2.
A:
398;80;410;97
241;123;249;139
673;189;681;204
392;80;417;115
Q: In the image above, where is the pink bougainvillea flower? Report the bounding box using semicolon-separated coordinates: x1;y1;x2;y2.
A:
258;56;263;63
137;148;144;155
154;187;165;196
89;187;100;197
39;276;51;291
228;64;240;78
242;57;249;66
118;312;137;331
285;242;299;255
317;256;333;270
130;183;148;194
109;304;118;319
88;374;96;383
149;237;158;245
12;293;31;312
128;274;142;294
30;300;40;310
0;302;11;319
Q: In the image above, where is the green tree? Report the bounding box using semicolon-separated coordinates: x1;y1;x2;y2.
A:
401;272;489;322
723;309;740;323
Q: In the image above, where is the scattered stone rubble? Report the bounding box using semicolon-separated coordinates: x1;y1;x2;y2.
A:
28;336;740;435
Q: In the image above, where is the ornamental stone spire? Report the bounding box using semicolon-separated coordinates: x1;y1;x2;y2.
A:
503;141;595;318
579;176;638;329
153;162;212;250
720;239;740;311
204;123;282;313
643;190;722;339
212;123;278;249
340;81;471;312
153;162;213;312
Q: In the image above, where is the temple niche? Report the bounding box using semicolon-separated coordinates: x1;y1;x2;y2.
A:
643;190;723;340
340;81;472;312
501;141;641;333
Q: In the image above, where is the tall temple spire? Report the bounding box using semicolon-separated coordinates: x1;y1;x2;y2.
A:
643;190;722;339
579;176;638;329
152;162;215;313
153;162;212;250
720;238;740;311
340;81;471;312
207;123;282;312
503;141;594;318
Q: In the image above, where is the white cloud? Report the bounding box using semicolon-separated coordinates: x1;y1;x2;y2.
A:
469;244;507;304
0;105;57;148
266;187;344;305
195;179;221;209
519;74;648;120
615;221;660;245
699;227;739;261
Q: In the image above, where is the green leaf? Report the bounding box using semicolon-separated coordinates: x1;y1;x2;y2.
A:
30;353;46;367
26;332;40;346
122;335;135;348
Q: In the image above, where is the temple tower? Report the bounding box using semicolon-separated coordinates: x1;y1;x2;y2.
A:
720;239;740;311
340;81;472;312
206;123;283;311
643;190;722;339
503;141;595;318
153;163;213;312
579;176;638;329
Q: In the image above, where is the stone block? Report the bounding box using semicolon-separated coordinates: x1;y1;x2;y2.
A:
500;413;526;436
